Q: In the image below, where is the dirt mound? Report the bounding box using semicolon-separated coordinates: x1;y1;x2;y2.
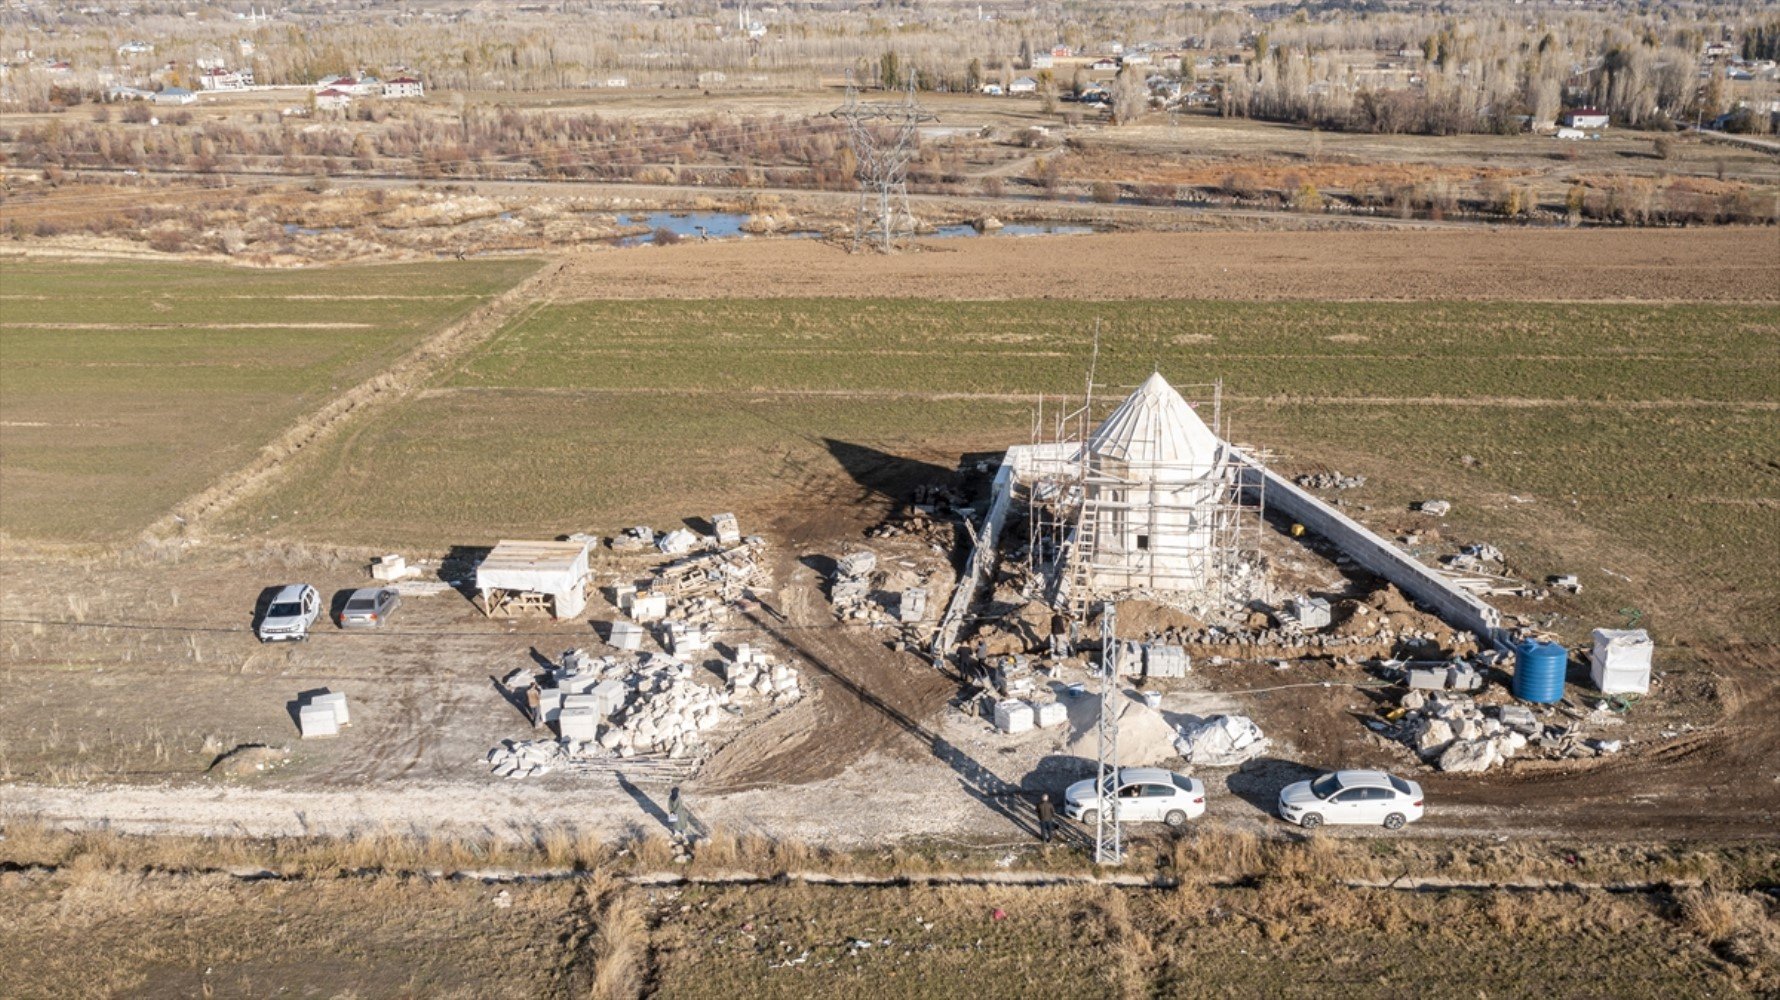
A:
207;744;292;778
1065;692;1180;767
1104;599;1205;637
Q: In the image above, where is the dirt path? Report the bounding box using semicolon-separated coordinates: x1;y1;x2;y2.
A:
143;259;565;540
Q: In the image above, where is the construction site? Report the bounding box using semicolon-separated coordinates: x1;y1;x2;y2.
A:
3;224;1777;994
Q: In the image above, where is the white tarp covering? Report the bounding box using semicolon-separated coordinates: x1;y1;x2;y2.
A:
1590;628;1653;695
477;539;592;618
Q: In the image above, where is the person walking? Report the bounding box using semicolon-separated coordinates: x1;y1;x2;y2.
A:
1036;792;1056;843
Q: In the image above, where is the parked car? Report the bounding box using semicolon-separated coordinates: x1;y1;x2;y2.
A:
257;584;320;642
338;586;399;628
1063;767;1206;828
1277;769;1424;830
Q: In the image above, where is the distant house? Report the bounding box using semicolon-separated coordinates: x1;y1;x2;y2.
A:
46;59;72;74
1121;52;1150;66
980;83;1004;96
1090;58;1119;72
697;70;727;86
1703;41;1733;58
602;76;629;88
107;85;154;101
1561;107;1609;128
152;86;196;105
117;40;154;56
1050;45;1072;58
1008;76;1037;94
1160;53;1182;72
383;76;424;99
314;87;351;111
199;67;247;91
1030;53;1054;70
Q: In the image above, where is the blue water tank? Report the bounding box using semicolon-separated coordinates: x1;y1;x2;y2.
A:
1513;639;1568;703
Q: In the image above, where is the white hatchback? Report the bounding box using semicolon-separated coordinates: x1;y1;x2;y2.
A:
1277;769;1424;830
1063;767;1207;828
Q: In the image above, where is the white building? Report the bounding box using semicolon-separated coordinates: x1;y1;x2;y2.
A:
199;67;247;90
382;76;424;99
1561;107;1609;128
1081;373;1231;595
152;86;196;105
1030;53;1055;70
1009;76;1038;94
314;87;351;111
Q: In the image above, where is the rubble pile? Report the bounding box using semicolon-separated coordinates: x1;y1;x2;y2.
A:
1376;687;1626;773
1296;471;1366;490
867;484;967;544
487;738;568;779
1175;714;1270;766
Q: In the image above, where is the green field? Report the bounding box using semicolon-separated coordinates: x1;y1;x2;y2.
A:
232;298;1780;641
0;258;540;540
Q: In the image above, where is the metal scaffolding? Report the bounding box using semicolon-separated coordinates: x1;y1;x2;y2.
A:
1020;378;1263;622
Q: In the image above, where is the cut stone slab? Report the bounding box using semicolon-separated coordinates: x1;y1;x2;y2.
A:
298;704;339;739
311;691;350;726
1032;700;1068;728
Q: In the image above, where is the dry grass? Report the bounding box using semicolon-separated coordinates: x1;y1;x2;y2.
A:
589;890;649;1000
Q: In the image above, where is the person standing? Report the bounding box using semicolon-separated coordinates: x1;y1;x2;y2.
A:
1049;613;1070;660
1036;792;1056;843
668;785;687;840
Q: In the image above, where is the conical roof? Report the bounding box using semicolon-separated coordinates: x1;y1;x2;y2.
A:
1087;372;1220;472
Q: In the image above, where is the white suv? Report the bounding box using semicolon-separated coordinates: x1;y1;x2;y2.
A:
1063;767;1207;828
257;583;321;642
1277;769;1424;830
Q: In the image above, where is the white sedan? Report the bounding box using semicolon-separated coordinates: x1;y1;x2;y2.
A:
1063;767;1207;828
1277;769;1424;830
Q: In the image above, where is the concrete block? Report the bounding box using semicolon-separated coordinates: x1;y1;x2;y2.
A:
837;550;876;578
535;688;564;723
614;584;637;610
898;587;928;623
311;691;349;725
1407;667;1448;691
831;577;869;604
712;512;741;545
298;703;339;738
370;554;408;581
1143;643;1190;679
1032;700;1067;728
609;621;645;651
559;673;598;695
503;667;536;690
1285;596;1332;629
993;699;1034;735
1498;704;1538;734
630;594;668;622
558;706;599;741
590;679;627;718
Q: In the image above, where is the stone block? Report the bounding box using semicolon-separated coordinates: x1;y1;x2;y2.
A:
609;621;645;651
1407;667;1448;691
1032;701;1068;728
993;699;1034;735
630;594;668;622
298;703;339;738
311;691;349;726
558;706;598;741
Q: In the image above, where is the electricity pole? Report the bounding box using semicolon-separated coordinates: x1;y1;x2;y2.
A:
830;70;935;254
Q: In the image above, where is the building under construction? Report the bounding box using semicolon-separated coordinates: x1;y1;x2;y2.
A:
1014;372;1263;618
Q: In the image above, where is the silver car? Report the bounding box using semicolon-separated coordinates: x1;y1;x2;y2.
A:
258;583;320;642
338;587;400;628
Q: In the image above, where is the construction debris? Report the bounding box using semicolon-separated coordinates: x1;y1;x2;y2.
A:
1417;500;1452;517
1548;574;1582;594
1406;661;1485;692
1282;596;1331;630
1296;471;1366;490
993;698;1035;734
1174;714;1270;766
711;512;741;546
611;526;657;553
370;553;421;582
487;738;567;779
657;528;699;555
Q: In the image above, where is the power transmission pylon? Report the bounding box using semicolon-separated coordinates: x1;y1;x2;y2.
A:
830;70;935;254
1095;602;1123;866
